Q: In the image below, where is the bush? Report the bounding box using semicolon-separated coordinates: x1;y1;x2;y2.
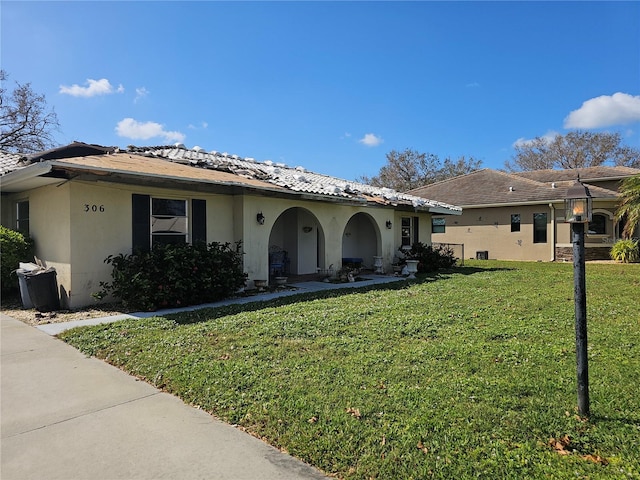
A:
95;241;247;311
402;242;458;273
610;239;639;263
0;226;34;294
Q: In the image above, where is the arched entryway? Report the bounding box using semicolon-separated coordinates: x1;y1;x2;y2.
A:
342;212;381;270
268;207;325;276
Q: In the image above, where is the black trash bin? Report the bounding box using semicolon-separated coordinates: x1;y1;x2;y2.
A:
25;270;60;312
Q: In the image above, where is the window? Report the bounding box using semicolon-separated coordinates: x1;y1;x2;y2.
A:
132;194;206;252
511;214;520;232
588;214;607;235
432;217;445;234
533;213;547;243
16;201;29;235
152;198;188;246
401;216;419;247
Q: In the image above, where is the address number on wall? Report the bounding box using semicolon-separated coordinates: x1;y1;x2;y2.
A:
84;204;105;213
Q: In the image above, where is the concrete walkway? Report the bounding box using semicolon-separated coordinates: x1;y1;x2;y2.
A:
37;275;405;336
1;275;405;479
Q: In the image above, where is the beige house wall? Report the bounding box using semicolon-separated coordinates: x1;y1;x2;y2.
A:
3;179;435;309
432;201;620;262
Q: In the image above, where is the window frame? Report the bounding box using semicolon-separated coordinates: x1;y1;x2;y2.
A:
432;217;446;234
132;194;206;253
510;213;520;232
533;212;547;244
16;200;30;236
587;213;607;235
151;197;189;246
401;216;419;248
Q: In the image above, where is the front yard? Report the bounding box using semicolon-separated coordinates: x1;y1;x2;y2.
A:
60;261;640;479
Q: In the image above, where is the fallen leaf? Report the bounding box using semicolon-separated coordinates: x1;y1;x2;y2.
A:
308;416;318;424
549;435;571;455
417;441;429;454
346;407;362;419
582;454;608;465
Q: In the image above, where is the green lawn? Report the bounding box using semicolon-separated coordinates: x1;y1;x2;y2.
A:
61;261;640;479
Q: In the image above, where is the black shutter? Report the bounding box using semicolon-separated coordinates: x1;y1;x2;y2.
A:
192;199;207;244
132;194;150;253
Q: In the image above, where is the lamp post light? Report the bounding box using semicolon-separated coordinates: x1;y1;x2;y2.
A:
564;177;592;418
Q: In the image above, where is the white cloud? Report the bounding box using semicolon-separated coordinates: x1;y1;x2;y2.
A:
134;87;149;103
188;121;208;130
512;130;559;148
564;92;640;129
115;118;185;143
59;78;122;97
358;133;383;147
466;82;480;88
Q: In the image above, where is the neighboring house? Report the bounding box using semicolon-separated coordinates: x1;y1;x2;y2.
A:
0;142;461;309
408;167;640;262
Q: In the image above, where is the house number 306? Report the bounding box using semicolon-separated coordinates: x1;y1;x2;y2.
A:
84;204;105;213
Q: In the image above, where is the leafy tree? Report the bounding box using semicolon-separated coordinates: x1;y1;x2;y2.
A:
615;174;640;239
358;148;481;191
506;131;640;171
0;70;60;153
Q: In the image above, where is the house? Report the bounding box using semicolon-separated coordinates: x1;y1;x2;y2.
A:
408;167;640;262
0;142;461;309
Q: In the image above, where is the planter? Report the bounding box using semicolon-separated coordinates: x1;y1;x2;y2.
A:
274;276;288;286
253;279;268;291
405;259;419;279
373;256;384;274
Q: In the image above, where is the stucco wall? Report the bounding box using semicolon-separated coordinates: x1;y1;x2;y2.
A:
431;204;558;261
4;178;437;308
432;202;619;262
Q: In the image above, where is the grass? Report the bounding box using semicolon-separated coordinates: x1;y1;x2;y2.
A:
60;261;640;479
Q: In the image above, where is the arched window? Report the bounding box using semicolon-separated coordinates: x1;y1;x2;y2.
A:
588;213;607;235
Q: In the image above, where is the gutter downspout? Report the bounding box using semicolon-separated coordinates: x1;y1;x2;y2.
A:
549;203;556;262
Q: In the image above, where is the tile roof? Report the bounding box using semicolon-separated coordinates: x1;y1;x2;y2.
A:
408;168;623;207
2;142;462;214
124;145;461;212
0;150;27;176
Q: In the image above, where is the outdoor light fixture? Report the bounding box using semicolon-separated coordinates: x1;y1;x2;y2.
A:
565;178;593;224
386;220;392;229
256;212;265;225
564;177;592;418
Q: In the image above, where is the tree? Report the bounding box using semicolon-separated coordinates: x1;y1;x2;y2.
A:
0;70;60;153
616;174;640;239
506;131;640;171
358;148;482;192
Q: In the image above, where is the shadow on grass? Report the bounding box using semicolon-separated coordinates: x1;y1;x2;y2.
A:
590;415;640;428
168;265;514;325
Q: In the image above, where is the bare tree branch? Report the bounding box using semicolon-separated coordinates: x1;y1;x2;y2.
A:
0;70;61;153
357;149;482;191
506;131;640;171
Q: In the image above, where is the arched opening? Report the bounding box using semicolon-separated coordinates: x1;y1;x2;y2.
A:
342;212;381;270
268;207;325;276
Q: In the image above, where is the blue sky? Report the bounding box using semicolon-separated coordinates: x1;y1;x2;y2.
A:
2;1;639;180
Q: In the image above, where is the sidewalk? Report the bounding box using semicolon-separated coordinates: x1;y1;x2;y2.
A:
2;275;404;479
37;274;405;336
1;314;329;480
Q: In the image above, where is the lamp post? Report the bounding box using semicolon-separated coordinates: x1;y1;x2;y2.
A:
564;178;592;418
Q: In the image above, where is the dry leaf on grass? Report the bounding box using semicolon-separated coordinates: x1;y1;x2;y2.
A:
346;407;362;419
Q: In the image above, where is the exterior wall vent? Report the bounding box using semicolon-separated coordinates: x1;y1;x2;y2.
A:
476;251;489;260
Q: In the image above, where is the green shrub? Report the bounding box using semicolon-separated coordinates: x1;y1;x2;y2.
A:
610;239;639;263
402;242;458;273
0;226;35;294
95;241;247;311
